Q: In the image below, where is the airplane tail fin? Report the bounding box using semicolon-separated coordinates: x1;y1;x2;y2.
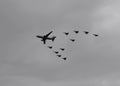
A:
52;36;56;42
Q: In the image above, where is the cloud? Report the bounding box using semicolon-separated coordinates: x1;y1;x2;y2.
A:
92;0;120;34
1;75;120;86
91;0;120;56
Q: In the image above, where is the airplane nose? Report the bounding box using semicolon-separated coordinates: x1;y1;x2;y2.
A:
36;35;39;38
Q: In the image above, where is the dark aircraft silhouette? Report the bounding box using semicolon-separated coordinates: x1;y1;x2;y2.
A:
93;34;99;37
63;32;69;36
48;46;53;49
36;31;56;44
54;51;59;54
60;48;65;51
83;31;89;34
74;30;79;34
57;55;62;57
62;57;67;60
70;39;75;42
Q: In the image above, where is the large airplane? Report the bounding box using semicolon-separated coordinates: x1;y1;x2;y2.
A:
36;31;56;44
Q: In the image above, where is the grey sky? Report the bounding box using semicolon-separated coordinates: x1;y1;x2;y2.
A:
1;0;120;86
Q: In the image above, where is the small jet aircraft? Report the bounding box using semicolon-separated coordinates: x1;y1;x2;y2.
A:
60;48;65;51
36;31;56;44
48;46;53;49
63;32;69;36
62;57;67;60
54;51;59;54
70;39;75;42
83;31;89;34
74;30;79;34
57;55;62;57
93;34;99;37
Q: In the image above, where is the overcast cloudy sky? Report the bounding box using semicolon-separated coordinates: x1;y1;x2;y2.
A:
1;0;120;86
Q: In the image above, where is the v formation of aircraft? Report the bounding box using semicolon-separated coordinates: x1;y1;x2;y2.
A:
36;29;99;61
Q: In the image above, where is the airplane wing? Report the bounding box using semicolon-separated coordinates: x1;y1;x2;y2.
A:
36;35;43;38
45;31;53;37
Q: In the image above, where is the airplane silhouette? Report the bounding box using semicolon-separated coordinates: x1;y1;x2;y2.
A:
74;30;79;34
36;31;56;44
93;34;99;37
54;51;59;54
48;46;53;49
62;57;67;60
60;48;65;51
57;55;62;57
63;32;69;36
70;39;75;42
83;31;89;34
